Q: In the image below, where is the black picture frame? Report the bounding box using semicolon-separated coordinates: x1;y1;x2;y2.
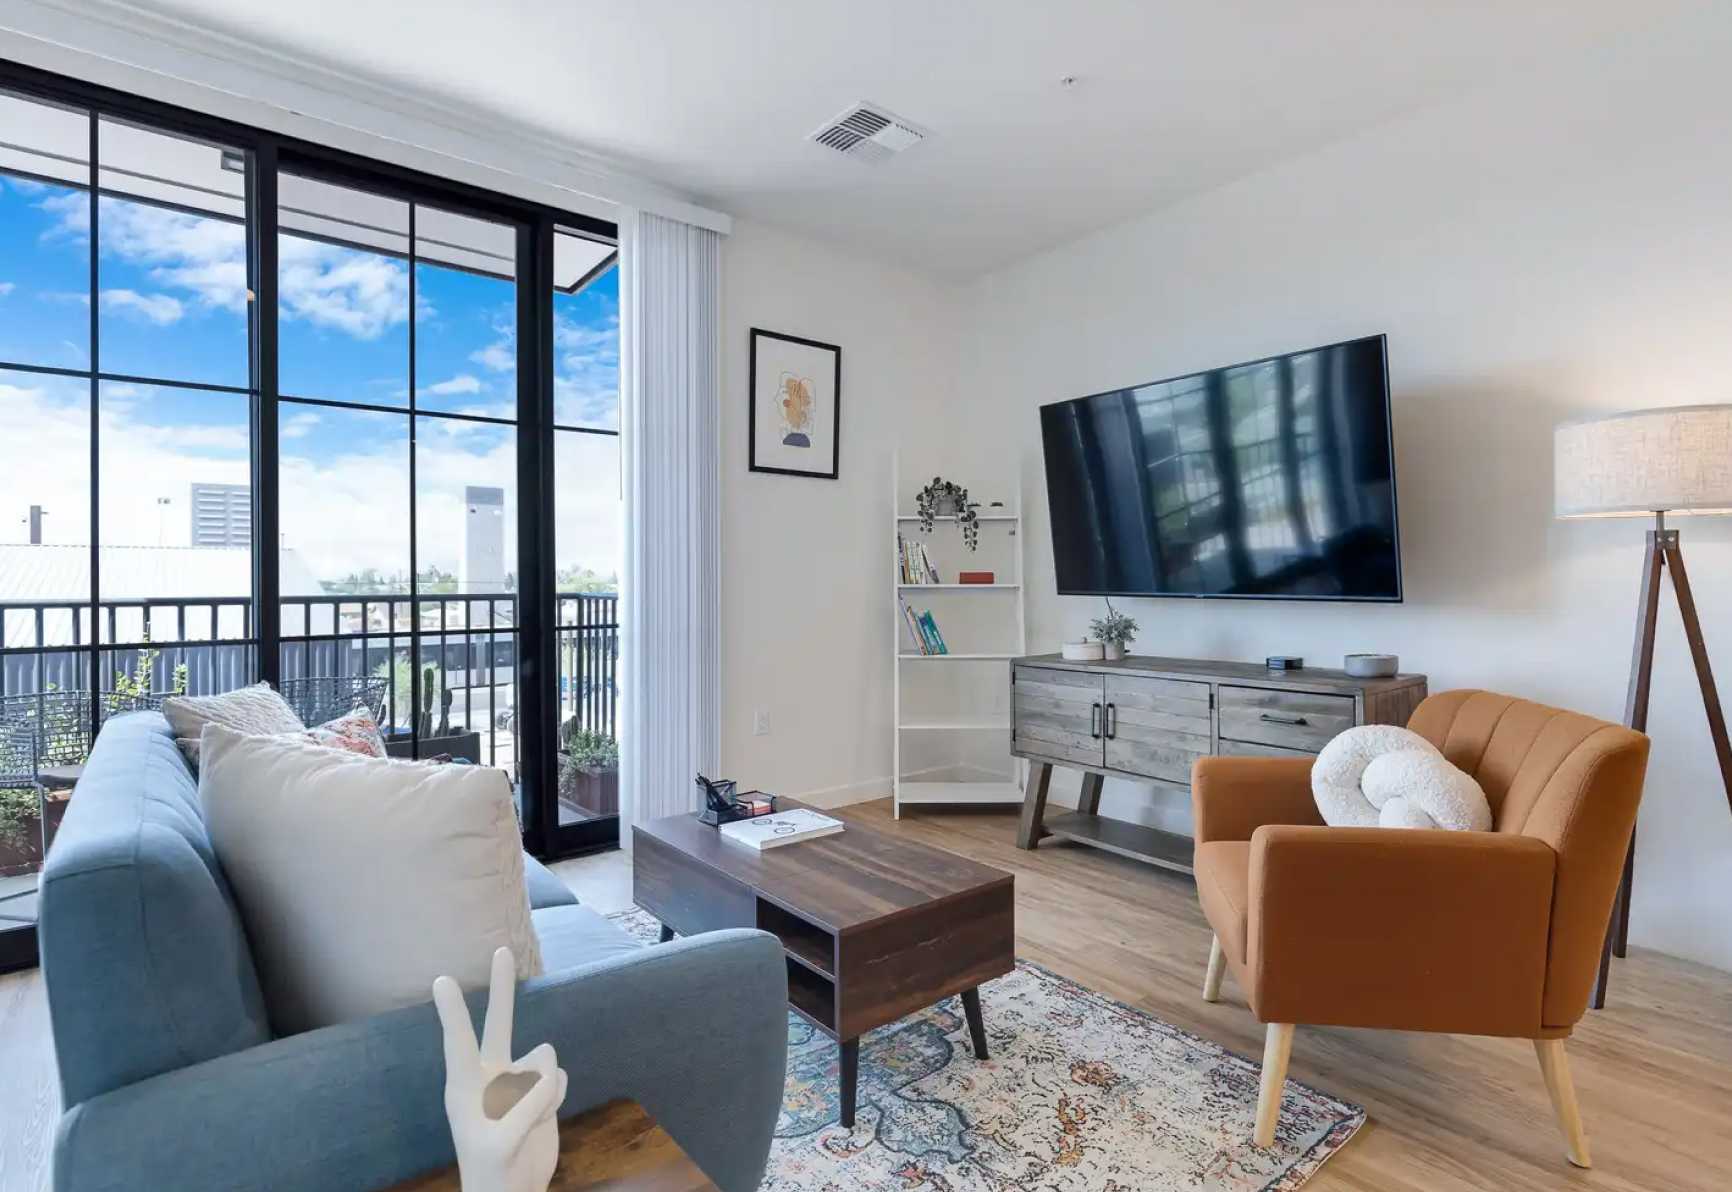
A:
748;328;842;479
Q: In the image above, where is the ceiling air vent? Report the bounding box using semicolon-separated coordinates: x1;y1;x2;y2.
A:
809;102;927;164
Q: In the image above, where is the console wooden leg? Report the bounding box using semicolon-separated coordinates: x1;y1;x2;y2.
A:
1202;935;1225;1003
1077;771;1103;816
960;987;988;1060
1534;1038;1591;1168
658;923;674;943
838;1038;860;1128
1015;762;1052;850
1253;1023;1294;1148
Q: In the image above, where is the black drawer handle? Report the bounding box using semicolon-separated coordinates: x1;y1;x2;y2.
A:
1090;702;1102;739
1260;712;1309;726
1105;702;1117;739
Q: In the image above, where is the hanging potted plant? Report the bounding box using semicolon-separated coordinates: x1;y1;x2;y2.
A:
915;477;980;551
1089;599;1139;662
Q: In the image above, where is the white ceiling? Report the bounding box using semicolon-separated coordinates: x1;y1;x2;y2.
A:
114;1;1682;279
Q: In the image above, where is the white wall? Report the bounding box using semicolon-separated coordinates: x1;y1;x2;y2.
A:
946;8;1732;971
718;220;960;805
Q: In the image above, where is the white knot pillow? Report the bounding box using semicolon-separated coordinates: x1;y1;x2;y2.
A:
1311;725;1492;831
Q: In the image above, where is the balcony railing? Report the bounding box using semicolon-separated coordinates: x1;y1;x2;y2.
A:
0;591;620;768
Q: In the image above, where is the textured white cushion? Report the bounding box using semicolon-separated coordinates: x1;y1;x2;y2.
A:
1312;726;1491;831
198;723;541;1034
1362;749;1493;832
163;682;304;763
1311;725;1441;827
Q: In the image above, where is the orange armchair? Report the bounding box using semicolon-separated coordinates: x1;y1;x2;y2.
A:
1191;689;1649;1167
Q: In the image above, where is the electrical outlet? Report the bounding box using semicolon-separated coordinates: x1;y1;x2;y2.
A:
753;709;771;736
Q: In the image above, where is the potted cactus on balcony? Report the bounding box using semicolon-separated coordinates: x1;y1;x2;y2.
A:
557;720;619;817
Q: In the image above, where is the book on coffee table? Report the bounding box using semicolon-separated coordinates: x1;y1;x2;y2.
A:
718;808;843;850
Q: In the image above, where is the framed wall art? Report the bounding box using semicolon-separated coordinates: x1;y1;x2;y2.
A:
748;328;841;479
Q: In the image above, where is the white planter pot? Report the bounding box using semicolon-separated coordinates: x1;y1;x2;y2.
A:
1101;641;1125;661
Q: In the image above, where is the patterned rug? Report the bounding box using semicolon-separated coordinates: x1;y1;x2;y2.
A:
608;908;1364;1190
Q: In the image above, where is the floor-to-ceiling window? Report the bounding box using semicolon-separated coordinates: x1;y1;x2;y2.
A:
0;65;621;971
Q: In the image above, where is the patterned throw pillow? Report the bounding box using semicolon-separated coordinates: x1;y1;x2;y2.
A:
299;706;388;759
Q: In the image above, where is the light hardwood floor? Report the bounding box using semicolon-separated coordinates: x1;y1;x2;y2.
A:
3;802;1728;1191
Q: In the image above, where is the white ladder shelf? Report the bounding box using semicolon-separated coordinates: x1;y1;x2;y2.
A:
892;453;1027;817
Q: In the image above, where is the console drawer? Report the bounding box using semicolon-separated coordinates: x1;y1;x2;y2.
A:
1217;686;1354;754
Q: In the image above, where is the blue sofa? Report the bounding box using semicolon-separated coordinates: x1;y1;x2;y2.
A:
38;713;788;1191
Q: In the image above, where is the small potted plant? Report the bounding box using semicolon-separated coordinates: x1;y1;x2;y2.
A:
915;476;980;551
1089;600;1139;661
0;787;43;879
558;721;619;817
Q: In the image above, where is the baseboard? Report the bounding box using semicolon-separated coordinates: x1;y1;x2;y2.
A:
789;776;893;809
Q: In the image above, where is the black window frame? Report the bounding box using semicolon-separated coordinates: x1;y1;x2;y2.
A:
0;58;622;898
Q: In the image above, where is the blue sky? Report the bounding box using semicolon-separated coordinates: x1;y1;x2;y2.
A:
0;171;622;590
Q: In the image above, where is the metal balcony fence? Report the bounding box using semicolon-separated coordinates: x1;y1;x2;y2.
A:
0;592;620;770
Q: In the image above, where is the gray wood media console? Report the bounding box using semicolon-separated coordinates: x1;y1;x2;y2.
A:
1010;654;1428;874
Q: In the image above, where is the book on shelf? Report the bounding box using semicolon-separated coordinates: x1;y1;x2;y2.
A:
899;597;927;653
895;533;941;584
897;598;949;654
919;610;949;654
718;808;844;850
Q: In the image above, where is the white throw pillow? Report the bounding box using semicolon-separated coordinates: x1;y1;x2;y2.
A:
163;682;304;764
198;723;541;1034
1311;725;1439;826
1362;749;1493;832
1311;724;1491;831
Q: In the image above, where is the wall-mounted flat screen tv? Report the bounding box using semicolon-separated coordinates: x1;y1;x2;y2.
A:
1040;334;1401;602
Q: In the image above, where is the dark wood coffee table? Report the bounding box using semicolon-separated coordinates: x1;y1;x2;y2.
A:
633;802;1015;1128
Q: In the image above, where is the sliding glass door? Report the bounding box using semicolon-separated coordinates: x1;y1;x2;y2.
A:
549;227;622;854
0;63;621;971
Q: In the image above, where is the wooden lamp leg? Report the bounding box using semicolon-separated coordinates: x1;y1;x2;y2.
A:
1252;1023;1294;1148
1595;524;1664;1009
1202;935;1225;1002
1660;533;1732;814
1534;1039;1592;1168
1596;520;1732;1009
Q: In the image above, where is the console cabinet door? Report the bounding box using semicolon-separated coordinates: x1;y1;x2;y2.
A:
1012;666;1104;767
1103;675;1212;784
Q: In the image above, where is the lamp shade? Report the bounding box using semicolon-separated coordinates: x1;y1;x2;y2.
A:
1555;403;1732;518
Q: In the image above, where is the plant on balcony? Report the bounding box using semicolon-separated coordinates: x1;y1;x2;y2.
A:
558;721;618;817
0;786;43;876
107;632;188;712
370;661;482;761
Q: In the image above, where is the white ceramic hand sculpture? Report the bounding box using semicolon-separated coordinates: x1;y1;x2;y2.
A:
433;947;568;1192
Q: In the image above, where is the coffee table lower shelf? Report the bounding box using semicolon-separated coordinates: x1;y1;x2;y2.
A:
1040;811;1194;875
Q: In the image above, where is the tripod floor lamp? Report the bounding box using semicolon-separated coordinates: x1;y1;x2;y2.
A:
1555;403;1732;1008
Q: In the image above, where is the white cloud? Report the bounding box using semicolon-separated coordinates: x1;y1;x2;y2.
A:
1;374;621;594
426;374;483;396
281;411;322;440
280;236;414;339
469;341;514;372
0;282;14;297
552;310;620;428
35;190;417;341
100;288;185;325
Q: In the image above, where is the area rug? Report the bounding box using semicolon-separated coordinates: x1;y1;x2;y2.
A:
608;908;1364;1190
